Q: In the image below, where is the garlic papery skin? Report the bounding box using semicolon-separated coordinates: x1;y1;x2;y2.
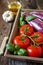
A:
2;10;14;23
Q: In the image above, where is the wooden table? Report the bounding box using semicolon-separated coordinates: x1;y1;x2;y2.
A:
0;0;43;65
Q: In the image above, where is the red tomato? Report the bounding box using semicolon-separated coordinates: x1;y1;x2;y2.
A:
41;45;43;55
31;32;43;43
20;24;34;36
27;46;42;57
13;35;30;49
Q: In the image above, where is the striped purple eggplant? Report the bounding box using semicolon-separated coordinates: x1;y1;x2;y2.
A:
26;19;43;33
31;12;43;20
23;13;30;17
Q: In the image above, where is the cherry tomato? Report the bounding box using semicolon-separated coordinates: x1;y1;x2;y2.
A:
20;24;34;36
31;32;43;43
27;45;42;57
13;35;30;49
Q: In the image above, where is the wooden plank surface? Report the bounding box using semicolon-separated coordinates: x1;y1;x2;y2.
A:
19;0;43;9
0;0;12;44
37;0;43;9
0;56;43;65
0;0;16;55
0;0;43;65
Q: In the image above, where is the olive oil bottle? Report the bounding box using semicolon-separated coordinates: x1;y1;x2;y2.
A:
8;1;21;15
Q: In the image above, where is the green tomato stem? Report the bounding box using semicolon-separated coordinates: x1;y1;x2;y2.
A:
22;34;37;46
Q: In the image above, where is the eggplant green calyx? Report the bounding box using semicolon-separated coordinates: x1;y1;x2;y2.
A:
26;16;36;21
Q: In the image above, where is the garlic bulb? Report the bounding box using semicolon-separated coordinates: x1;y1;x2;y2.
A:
2;10;14;22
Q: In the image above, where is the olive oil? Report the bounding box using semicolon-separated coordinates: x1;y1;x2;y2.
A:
8;1;21;15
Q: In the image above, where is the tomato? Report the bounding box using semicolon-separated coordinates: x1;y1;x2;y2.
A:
20;24;34;36
41;45;43;55
31;32;43;43
13;35;30;49
27;46;42;57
